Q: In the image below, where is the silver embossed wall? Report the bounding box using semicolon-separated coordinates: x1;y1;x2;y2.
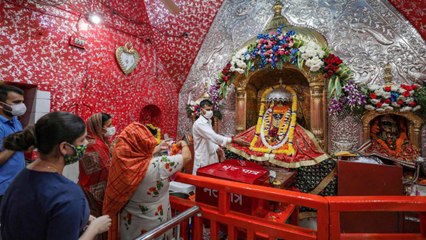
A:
178;0;426;154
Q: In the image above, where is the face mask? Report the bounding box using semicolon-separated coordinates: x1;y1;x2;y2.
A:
64;143;87;165
105;126;116;137
203;110;213;119
2;102;27;117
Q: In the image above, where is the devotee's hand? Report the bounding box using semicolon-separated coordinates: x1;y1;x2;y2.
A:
90;215;112;234
89;215;96;222
232;137;250;147
217;147;225;162
176;140;188;148
159;140;171;150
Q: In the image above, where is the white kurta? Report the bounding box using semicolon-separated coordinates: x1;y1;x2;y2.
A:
192;116;231;175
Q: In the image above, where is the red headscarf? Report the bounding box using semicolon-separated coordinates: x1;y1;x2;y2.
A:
103;122;157;240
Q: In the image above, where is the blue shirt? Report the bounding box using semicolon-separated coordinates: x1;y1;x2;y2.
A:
0;168;90;240
0;115;24;196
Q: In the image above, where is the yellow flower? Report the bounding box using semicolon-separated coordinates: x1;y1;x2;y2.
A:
250;85;298;156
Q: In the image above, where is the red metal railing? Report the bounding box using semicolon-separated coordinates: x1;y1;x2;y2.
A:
170;172;426;240
326;196;426;240
172;173;329;240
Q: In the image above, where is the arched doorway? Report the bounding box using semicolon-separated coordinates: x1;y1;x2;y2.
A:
139;104;162;128
233;63;327;149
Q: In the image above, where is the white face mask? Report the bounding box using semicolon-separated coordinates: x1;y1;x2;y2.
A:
105;126;116;137
203;110;213;119
2;102;27;116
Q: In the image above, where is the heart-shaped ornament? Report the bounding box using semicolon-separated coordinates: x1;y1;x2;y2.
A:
116;42;140;75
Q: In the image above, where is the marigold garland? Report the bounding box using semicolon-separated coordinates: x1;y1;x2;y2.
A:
146;123;161;144
371;120;406;156
170;144;181;156
249;85;298;156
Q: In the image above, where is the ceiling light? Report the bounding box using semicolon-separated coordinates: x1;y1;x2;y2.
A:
87;13;102;24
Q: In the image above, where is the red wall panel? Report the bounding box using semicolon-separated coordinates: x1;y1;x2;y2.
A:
0;1;180;137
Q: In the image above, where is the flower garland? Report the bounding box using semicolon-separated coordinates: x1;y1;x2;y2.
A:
146;123;161;144
261;106;291;147
186;101;201;119
209;25;363;115
329;80;366;115
249;85;298;155
364;83;421;112
371;120;407;156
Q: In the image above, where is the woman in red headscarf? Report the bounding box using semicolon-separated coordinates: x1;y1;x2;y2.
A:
79;113;115;240
103;122;191;240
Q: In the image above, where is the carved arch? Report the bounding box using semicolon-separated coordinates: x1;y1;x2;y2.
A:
361;110;424;147
233;63;328;149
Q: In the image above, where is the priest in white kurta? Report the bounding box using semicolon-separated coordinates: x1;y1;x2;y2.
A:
192;99;248;175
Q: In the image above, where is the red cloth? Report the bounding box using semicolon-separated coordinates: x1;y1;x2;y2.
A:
103;122;157;240
359;139;419;164
79;136;111;205
227;125;329;168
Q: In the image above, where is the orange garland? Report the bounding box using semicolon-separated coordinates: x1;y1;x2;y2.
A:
371;120;406;156
170;144;181;156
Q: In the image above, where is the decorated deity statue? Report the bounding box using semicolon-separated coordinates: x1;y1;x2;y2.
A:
359;114;419;165
227;85;329;168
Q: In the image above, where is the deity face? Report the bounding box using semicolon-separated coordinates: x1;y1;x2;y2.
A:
272;113;284;120
380;116;398;135
262;101;292;144
379;115;399;149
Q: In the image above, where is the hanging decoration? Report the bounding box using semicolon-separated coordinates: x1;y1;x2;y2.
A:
116;42;140;75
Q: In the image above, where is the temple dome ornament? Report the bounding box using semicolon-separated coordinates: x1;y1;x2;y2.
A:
245;0;328;49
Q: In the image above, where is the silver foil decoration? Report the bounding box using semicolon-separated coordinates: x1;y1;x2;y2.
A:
178;0;425;151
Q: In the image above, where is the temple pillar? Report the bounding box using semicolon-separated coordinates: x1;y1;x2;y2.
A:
411;120;422;148
235;87;247;134
310;82;325;148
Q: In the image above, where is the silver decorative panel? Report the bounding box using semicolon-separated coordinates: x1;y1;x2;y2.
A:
178;0;426;151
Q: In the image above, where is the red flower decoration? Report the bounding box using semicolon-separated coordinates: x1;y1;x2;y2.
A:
324;54;343;66
409;101;417;107
402;91;411;97
222;75;230;82
397;99;404;105
370;93;377;99
401;84;412;91
376;102;383;108
384;99;391;104
384;86;391;92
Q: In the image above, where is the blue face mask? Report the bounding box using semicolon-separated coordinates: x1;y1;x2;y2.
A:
64;143;87;165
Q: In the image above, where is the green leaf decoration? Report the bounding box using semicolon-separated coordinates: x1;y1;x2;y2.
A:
219;83;228;99
328;77;335;97
277;60;283;70
335;76;342;97
246;61;253;76
297;58;304;69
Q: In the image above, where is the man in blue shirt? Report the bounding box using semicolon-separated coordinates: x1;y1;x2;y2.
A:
0;85;26;204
